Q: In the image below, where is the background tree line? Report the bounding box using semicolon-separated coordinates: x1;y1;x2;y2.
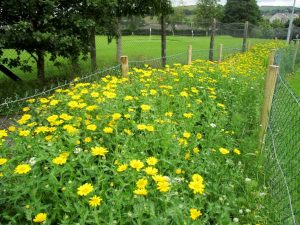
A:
0;0;173;81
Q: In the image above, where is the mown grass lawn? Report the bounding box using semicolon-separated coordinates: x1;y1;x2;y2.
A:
0;35;270;102
1;35;269;82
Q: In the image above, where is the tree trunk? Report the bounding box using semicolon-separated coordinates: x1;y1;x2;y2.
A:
116;18;123;63
37;50;45;82
161;15;167;68
90;28;97;72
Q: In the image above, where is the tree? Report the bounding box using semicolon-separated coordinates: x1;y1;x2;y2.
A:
0;0;113;81
293;17;300;27
222;0;261;25
195;0;223;26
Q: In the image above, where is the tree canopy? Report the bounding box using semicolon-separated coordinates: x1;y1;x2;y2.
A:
222;0;261;24
194;0;223;26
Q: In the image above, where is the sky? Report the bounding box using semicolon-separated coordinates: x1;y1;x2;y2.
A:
172;0;300;7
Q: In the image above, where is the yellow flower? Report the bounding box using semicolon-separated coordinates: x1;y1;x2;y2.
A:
17;114;31;125
77;183;94;196
63;125;78;134
89;195;102;207
134;188;148;196
183;113;194;118
8;126;16;132
157;181;170;192
188;174;205;194
86;105;97;111
117;164;128;172
47;115;59;123
219;147;230;155
52;156;67;165
136;178;148;189
19;130;30;137
103;127;113;134
50;100;59;106
22;107;30;112
112;113;122;120
183;132;191;139
87;124;97;131
180;91;189;97
137;124;147;130
91;146;109;156
84;137;92;143
217;103;225;108
165;112;173;117
175;169;183;174
14;164;31;174
196;133;203;140
60;114;73;121
145;125;154;132
0;158;8;165
33;213;47;223
130;159;144;171
140;104;151;112
0;130;8;138
144;167;158;176
190;208;202;220
146;157;158;166
193;147;200;154
124;96;134;101
123;129;132;135
91;92;99;98
233;148;241;155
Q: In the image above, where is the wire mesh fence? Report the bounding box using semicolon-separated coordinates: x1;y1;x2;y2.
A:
263;45;300;225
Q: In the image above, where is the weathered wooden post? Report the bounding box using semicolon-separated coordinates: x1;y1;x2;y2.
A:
269;49;276;66
242;21;249;52
209;19;216;61
259;64;279;145
218;44;223;63
120;56;128;77
161;15;167;68
188;45;192;65
292;39;300;71
247;40;251;51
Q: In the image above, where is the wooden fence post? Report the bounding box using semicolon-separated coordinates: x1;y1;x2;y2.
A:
247;40;251;51
259;65;279;145
242;21;249;52
209;18;216;61
218;44;223;63
188;45;192;65
120;56;128;77
269;49;276;66
292;39;300;71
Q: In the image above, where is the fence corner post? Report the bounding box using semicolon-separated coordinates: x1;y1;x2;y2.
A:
218;44;223;63
120;56;128;77
247;40;251;51
188;45;192;65
259;65;280;146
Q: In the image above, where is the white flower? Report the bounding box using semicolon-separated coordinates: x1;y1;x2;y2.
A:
239;209;243;214
28;157;36;166
74;147;82;154
245;209;251;213
233;218;239;223
210;123;217;128
245;178;251;182
259;192;266;197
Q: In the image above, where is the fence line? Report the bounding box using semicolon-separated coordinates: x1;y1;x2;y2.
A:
262;46;300;225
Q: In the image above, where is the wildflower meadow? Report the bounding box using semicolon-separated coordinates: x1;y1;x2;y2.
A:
0;42;284;224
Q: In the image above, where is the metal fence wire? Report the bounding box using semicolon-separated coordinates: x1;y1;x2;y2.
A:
263;47;300;225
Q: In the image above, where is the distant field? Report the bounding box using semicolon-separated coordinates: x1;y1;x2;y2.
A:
1;35;269;82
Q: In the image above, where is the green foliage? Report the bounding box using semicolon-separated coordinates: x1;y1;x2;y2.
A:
293;17;300;27
0;42;282;224
194;0;224;27
222;0;261;24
